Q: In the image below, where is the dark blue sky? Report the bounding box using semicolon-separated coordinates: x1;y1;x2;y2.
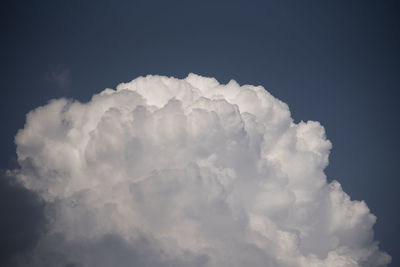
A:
1;0;399;265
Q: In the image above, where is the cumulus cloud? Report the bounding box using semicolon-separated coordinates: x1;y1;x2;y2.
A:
10;74;390;266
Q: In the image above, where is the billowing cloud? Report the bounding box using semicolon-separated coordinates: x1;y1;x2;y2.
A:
10;74;390;266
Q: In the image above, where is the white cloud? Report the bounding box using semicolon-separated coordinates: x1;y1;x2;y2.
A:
12;74;390;266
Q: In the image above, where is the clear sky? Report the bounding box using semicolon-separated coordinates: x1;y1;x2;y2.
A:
1;0;399;265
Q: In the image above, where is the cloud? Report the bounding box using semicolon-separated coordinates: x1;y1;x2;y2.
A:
11;74;390;266
45;68;71;89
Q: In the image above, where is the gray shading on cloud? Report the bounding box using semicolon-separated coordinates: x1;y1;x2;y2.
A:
11;74;390;266
0;171;47;267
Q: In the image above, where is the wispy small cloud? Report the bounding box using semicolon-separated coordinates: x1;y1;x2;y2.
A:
45;68;71;89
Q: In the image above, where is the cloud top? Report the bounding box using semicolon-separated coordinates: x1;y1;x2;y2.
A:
13;74;390;266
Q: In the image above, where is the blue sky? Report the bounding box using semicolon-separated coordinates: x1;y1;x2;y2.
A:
1;0;399;265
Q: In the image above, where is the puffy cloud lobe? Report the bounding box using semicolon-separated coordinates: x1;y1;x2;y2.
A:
13;74;390;266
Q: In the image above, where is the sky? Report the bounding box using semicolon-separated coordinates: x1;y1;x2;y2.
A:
1;0;399;266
